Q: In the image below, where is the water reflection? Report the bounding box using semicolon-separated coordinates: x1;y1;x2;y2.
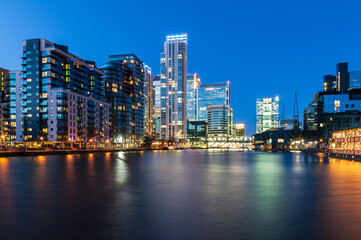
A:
0;152;361;239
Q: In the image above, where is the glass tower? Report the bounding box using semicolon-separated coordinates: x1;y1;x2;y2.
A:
256;97;279;133
160;34;187;142
198;82;230;121
186;73;200;121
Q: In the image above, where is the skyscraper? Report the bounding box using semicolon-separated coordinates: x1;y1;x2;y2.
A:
186;73;200;121
160;34;187;142
101;54;145;148
18;39;110;147
153;75;161;139
144;65;154;139
198;82;230;121
256;97;279;133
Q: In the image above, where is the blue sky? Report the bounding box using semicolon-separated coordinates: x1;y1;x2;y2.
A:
1;0;361;134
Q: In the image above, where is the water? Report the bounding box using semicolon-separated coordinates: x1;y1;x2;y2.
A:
1;151;361;240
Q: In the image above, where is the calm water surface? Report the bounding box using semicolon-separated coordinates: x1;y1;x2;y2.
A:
1;151;361;240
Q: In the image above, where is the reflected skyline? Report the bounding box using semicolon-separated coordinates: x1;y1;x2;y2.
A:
1;152;361;239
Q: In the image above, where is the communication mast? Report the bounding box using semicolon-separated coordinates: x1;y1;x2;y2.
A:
293;92;299;135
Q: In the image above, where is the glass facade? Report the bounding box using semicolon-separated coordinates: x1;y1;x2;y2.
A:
198;82;230;121
207;105;233;138
187;120;207;142
323;94;361;113
349;71;361;89
256;97;279;133
304;91;361;140
160;34;187;142
186;73;200;121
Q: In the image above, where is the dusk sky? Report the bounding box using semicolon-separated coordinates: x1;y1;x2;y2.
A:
1;0;361;134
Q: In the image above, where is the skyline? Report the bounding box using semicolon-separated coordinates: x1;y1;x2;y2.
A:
2;0;361;134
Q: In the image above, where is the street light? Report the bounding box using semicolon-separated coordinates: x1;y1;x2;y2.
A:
40;137;44;149
68;137;73;150
105;139;109;150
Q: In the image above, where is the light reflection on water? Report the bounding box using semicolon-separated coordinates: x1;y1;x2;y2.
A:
0;151;361;239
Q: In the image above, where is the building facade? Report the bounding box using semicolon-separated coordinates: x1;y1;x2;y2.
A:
349;71;361;90
323;75;336;92
153;75;161;139
198;82;230;121
329;124;361;157
0;68;10;144
186;73;200;121
336;62;349;91
9;70;23;143
235;123;246;137
101;54;145;148
253;129;292;151
144;65;154;139
304;90;361;141
256;96;279;133
160;34;187;142
108;54;145;146
187;120;207;143
18;39;110;147
207;105;233;138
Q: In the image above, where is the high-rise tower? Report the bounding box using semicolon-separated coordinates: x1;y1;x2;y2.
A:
186;73;200;121
256;96;279;133
160;34;187;142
